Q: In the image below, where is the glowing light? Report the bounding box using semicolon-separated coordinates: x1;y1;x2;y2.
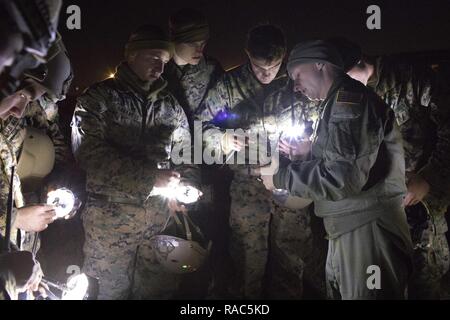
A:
61;273;89;300
282;123;305;139
47;188;75;219
175;185;202;204
150;180;201;204
108;73;115;79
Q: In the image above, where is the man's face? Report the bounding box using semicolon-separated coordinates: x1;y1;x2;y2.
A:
127;49;171;82
248;54;283;84
0;90;30;120
174;40;207;65
289;63;324;101
0;80;46;120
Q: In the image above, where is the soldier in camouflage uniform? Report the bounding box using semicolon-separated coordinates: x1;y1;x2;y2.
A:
0;0;62;297
0;37;73;254
263;85;328;298
2;37;73;174
197;24;314;299
334;39;450;299
163;8;225;298
165;8;223;131
261;40;413;299
72;25;199;300
0;83;59;251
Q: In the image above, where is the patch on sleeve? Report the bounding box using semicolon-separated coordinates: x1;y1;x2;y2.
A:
335;90;363;105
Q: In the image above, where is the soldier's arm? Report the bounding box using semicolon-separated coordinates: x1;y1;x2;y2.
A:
0;156;18;239
273;95;385;201
71;85;157;197
195;77;231;156
170;98;200;189
46;120;71;166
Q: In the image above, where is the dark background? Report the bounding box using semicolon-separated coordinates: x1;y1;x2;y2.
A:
58;0;450;93
40;0;450;297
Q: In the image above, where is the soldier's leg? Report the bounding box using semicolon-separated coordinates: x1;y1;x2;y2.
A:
228;177;273;299
207;167;233;299
131;202;180;299
267;205;309;299
408;196;449;299
82;200;145;300
330;216;412;300
269;203;328;299
409;210;449;298
325;240;342;300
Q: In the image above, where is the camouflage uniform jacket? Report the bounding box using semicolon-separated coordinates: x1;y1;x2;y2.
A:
196;62;289;169
0;133;24;247
369;55;450;199
164;56;223;131
72;62;198;202
273;74;407;238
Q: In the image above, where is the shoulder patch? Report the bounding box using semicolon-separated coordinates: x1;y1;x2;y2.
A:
335;90;363;105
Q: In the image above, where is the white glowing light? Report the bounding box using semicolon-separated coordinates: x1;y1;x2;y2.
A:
47;188;75;219
175;186;202;204
61;273;89;300
150;180;201;204
283;123;305;139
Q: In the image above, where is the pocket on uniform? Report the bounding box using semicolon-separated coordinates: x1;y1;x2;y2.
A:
327;120;357;160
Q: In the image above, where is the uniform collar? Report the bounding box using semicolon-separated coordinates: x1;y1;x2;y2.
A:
114;62;168;100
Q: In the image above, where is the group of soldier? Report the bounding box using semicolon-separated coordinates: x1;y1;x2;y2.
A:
0;1;449;300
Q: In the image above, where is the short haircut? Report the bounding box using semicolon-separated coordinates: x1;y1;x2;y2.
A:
246;24;286;62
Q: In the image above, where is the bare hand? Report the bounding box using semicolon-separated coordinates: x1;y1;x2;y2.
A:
403;174;430;207
278;138;311;157
221;132;248;154
14;204;56;232
167;199;187;215
260;174;275;191
154;170;180;188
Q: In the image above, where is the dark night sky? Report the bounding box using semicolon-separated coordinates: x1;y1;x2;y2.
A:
58;0;450;93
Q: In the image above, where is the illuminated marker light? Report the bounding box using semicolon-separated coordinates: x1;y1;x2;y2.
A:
175;185;202;204
47;188;76;219
283;123;305;139
150;181;201;204
61;273;89;300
